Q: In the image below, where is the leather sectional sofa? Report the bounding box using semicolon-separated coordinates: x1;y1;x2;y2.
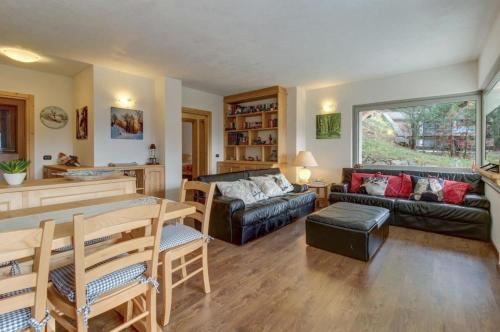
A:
330;168;491;241
198;168;316;245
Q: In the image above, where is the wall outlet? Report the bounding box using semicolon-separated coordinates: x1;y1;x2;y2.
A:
215;153;220;158
43;155;52;160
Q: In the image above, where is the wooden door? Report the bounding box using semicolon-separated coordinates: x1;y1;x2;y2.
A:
182;108;212;179
0;97;26;162
0;91;34;179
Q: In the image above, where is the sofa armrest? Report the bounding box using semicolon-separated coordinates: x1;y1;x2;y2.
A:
293;183;309;193
212;196;245;215
331;182;349;193
463;194;490;210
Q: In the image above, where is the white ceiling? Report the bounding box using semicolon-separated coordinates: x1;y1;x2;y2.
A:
0;0;499;95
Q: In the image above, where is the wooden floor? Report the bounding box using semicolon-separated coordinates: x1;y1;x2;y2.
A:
92;219;500;332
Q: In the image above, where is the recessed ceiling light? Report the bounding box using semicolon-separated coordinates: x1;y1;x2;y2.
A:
1;47;41;63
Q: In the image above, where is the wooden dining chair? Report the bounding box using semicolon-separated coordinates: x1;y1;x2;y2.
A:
47;199;168;332
0;219;55;332
159;179;215;326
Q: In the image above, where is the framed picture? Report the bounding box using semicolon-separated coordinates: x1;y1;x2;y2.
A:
316;113;341;139
40;106;68;129
111;107;143;140
76;106;88;139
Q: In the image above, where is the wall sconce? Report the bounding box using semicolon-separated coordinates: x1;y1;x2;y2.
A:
321;101;336;113
116;95;134;108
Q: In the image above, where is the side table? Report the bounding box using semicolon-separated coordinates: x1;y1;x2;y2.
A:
308;182;330;209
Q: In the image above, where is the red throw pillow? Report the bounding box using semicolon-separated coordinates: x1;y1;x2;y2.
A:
350;172;376;193
382;174;402;197
399;173;413;198
443;180;471;204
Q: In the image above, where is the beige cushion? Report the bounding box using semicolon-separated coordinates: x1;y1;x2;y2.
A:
249;176;284;197
216;180;257;204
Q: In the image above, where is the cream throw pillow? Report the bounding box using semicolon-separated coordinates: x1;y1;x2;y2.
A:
250;176;284;197
216;181;257;205
273;173;294;193
239;179;268;202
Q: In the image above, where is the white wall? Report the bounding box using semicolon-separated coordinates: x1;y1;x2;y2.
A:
485;185;500;264
181;86;223;174
286;87;306;182
156;77;183;200
73;66;94;165
304;61;479;183
92;66;156;166
478;11;500;88
0;64;74;178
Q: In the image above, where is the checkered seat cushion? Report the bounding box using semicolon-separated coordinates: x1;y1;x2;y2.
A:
159;224;205;252
0;308;31;332
50;260;146;303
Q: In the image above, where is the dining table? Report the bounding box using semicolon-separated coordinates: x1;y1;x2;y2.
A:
0;193;195;251
0;193;196;331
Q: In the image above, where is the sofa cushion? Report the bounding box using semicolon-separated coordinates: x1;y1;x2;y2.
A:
410;176;444;202
395;199;490;225
463;194;490;210
233;198;289;227
216;180;260;205
246;168;281;178
279;192;316;210
329;192;396;211
443;180;471;205
361;176;388;196
249;176;284;197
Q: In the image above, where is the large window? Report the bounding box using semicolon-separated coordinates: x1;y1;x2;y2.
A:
353;94;481;169
483;71;500;164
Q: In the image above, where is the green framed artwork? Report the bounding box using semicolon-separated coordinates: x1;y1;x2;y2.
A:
316;113;341;139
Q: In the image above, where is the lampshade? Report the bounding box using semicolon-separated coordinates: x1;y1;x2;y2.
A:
294;151;318;167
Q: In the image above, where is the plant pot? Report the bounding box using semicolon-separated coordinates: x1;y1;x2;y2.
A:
3;173;26;185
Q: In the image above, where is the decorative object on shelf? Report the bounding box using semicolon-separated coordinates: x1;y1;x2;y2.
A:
111;107;143;140
269;149;278;162
147;143;159;165
268;134;273;145
57;152;81;167
316;113;341;139
40;106;68;129
227;102;278;116
56;169;121;181
0;159;30;185
294;150;318;184
76;106;88;139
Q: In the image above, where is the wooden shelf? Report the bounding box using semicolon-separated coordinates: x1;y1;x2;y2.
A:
220;86;287;173
225;127;278;133
226;110;278;118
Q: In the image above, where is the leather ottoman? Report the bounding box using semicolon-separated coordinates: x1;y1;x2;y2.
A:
306;202;390;261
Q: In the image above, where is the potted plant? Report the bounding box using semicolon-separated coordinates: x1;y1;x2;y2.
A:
0;160;30;185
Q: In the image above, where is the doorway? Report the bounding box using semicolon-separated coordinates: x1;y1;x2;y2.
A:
182;108;211;180
0;91;35;179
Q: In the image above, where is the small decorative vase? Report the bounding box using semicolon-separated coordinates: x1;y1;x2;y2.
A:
3;173;26;185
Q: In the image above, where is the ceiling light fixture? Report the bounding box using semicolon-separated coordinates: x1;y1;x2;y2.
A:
1;47;41;63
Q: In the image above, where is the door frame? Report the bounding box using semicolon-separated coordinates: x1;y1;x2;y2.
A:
0;90;35;179
182;107;212;177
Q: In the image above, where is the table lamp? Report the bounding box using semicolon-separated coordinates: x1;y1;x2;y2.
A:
294;151;318;183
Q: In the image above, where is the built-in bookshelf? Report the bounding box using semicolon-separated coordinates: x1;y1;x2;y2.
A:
218;86;287;173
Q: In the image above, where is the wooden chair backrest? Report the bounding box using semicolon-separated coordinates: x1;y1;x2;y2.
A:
179;179;216;235
0;220;55;322
72;200;167;312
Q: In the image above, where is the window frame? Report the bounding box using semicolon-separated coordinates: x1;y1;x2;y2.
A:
482;69;500;165
352;91;482;171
